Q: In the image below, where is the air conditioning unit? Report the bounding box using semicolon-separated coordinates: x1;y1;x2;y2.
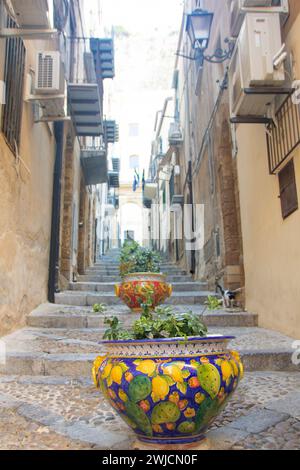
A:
229;13;286;118
9;0;54;29
35;51;64;94
168;122;183;146
228;0;289;37
30;51;67;120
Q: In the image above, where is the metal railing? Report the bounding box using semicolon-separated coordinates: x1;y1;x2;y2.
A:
1;15;25;151
68;37;97;85
267;95;300;174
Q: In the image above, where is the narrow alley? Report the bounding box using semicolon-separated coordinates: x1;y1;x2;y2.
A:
0;0;300;454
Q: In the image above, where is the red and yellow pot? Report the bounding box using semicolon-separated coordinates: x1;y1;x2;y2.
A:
115;273;172;312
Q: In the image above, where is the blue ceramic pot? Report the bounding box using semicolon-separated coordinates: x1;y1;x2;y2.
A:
92;336;243;446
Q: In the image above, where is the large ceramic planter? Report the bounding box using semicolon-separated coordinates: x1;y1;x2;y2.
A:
115;273;172;312
92;335;243;447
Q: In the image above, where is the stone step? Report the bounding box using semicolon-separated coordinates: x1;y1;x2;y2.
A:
85;267;188;275
54;290;214;306
69;281;208;293
0;325;297;376
77;274;193;283
26;303;259;329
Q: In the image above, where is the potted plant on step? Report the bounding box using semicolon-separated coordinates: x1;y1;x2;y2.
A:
92;294;244;449
115;240;172;312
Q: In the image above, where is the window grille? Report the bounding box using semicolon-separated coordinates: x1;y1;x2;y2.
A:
1;17;26;152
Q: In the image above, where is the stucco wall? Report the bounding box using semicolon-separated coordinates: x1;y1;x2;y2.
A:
236;125;300;338
0;39;56;336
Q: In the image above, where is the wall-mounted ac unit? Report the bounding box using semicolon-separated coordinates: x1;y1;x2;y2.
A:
168;122;183;146
228;0;289;37
35;51;63;94
27;51;67;121
229;13;286;118
9;0;54;29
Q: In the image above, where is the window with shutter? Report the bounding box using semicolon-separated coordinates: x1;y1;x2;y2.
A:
278;159;298;219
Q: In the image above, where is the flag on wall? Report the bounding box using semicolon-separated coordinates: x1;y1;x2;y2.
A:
133;169;140;192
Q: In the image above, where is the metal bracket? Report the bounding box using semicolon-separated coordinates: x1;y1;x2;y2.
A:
230;116;273;125
34;116;71;123
25;94;66;102
0;28;58;39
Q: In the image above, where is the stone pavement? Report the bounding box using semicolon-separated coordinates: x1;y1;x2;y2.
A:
0;252;299;450
0;372;299;450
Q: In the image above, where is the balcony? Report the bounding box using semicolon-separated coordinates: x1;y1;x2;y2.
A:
81;138;107;186
90;38;115;80
107;193;119;209
267;94;300;174
168;122;183;146
104;120;119;143
112;158;120;172
108;171;120;188
68;38;104;137
143;182;157;209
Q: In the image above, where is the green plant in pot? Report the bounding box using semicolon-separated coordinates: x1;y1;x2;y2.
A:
92;300;244;448
115;240;172;312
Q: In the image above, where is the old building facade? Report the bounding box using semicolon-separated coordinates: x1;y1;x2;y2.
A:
148;0;300;338
0;0;116;335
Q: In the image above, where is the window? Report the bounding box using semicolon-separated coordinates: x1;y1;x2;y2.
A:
129;123;139;137
1;17;26;152
278;159;298;219
129;155;139;169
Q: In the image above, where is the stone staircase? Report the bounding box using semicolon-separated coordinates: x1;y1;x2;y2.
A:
0;250;298;377
55;256;211;306
0;249;299;449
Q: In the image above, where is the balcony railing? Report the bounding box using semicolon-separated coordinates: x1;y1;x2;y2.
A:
108;171;120;188
112;158;120;172
80;137;107;186
104;120;119;143
90;38;115;80
267;94;300;174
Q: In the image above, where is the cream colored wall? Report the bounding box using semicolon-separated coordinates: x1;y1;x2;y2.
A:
236;124;300;339
0;39;56;335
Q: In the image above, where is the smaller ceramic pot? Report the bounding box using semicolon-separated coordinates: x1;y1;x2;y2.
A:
115;272;172;312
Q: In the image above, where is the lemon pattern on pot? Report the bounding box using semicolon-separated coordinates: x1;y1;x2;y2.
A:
94;352;243;441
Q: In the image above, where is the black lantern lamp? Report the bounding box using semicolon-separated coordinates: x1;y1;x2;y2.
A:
186;8;213;52
177;9;234;65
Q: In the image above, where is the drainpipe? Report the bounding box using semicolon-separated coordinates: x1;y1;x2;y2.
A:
188;160;196;274
48;121;64;302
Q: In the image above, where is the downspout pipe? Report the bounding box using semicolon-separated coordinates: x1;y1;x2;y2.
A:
48;121;64;302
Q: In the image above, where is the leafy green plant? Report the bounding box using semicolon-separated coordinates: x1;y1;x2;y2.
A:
102;306;207;341
206;295;222;310
93;303;107;313
103;317;134;340
119;240;161;278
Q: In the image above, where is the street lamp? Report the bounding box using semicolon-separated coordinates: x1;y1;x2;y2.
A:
186;8;213;52
177;8;234;65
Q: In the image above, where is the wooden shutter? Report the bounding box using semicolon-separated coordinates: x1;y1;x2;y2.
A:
278;159;298;219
